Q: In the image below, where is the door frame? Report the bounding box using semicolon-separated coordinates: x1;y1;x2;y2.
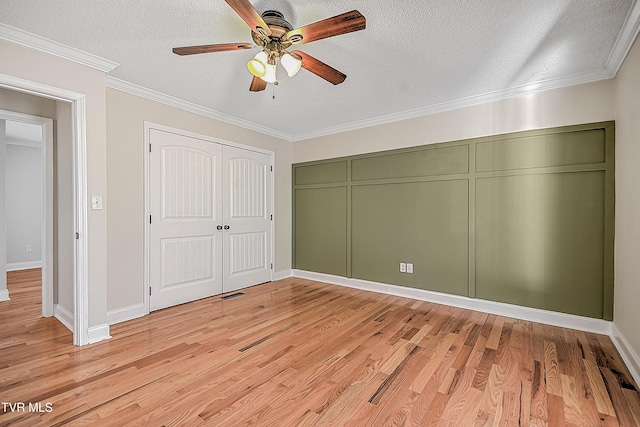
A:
143;122;275;315
0;73;89;346
0;109;54;318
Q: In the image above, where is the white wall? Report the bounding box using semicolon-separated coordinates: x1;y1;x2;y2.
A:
0;87;57;118
614;35;640;364
105;88;293;315
6;143;42;266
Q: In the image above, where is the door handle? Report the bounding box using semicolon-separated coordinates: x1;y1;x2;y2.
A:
224;225;230;230
217;225;223;230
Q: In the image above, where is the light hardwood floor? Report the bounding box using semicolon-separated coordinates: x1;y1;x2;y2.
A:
1;268;639;426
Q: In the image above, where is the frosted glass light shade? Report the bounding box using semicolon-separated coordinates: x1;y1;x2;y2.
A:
247;51;268;77
262;62;277;83
281;53;302;77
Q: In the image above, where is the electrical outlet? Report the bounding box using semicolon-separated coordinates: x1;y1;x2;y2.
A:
26;245;32;252
407;263;413;274
400;262;406;273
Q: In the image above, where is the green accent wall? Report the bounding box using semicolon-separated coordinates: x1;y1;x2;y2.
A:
292;122;615;320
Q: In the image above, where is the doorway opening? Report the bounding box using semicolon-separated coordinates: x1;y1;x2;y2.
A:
0;112;53;318
0;73;89;346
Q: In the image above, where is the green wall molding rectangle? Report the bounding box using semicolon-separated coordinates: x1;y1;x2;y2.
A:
294;160;348;185
294;187;348;276
351;180;469;295
292;121;615;320
352;144;469;181
476;129;606;172
475;172;606;318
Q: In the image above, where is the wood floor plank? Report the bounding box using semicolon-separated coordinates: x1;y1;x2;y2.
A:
437;366;483;426
561;373;583;426
1;270;639;425
545;339;563;397
585;358;618;417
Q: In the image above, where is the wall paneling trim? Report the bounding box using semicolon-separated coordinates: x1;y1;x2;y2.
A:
292;122;615;320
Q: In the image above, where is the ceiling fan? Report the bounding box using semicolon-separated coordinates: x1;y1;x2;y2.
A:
173;0;366;92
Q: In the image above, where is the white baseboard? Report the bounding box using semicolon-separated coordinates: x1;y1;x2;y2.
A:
54;304;74;332
6;261;42;271
274;269;293;281
107;303;147;325
611;323;640;387
88;324;111;344
0;289;9;302
292;270;612;336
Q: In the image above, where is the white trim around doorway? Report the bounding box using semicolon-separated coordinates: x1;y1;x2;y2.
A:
0;73;89;346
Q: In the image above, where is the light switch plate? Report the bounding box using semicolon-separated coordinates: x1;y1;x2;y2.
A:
407;263;413;274
400;262;406;273
91;195;103;210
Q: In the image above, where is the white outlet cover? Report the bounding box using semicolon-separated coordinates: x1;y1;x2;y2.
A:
407;263;414;273
400;262;407;273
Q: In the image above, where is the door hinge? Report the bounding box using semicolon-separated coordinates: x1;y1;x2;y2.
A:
271;263;273;270
149;215;152;224
75;232;79;240
270;165;273;172
149;287;152;296
270;214;273;220
149;143;152;153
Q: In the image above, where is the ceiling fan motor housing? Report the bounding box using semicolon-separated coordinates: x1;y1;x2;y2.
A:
252;10;300;46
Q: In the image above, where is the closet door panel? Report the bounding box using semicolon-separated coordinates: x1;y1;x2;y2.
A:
149;129;223;311
222;146;272;292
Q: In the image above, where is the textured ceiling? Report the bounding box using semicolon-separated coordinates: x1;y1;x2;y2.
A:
0;1;638;141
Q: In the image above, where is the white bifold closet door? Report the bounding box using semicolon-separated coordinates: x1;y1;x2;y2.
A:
149;128;271;311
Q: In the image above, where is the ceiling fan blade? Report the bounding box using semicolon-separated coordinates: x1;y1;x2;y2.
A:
287;10;365;45
249;76;267;92
173;43;253;56
292;51;347;85
225;0;272;37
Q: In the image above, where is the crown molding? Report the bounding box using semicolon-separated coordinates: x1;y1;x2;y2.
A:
0;23;118;73
105;77;295;142
606;0;640;76
291;67;615;142
107;65;613;144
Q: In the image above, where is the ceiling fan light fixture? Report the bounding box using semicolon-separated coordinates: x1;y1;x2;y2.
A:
247;51;268;77
281;52;302;77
